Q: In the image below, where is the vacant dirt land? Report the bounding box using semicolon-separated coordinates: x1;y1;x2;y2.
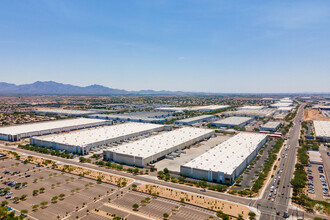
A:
137;184;249;219
304;109;330;122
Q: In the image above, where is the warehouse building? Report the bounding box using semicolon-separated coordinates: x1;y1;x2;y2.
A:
33;109;96;116
30;123;168;154
87;114;113;120
104;127;215;167
181;132;268;184
276;107;294;112
155;105;230;113
237;106;267;110
102;112;173;123
260;121;282;132
313;120;330;142
0;118;111;141
222;109;276;118
210;116;253;128
270;102;294;108
174;115;217;126
193;105;230;112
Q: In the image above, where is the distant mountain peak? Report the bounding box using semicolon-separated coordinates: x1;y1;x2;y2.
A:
0;81;197;95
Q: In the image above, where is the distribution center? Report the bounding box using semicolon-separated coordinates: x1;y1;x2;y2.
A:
104;127;215;167
30;122;168;154
181;132;268;184
0;118;111;141
210;116;253;127
174;115;216;126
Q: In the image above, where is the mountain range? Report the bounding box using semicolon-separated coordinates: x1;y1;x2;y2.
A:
0;81;195;95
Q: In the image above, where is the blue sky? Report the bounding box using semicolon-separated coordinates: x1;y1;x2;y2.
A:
0;0;329;93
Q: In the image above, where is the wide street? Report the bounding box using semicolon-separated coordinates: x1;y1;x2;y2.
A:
256;103;304;219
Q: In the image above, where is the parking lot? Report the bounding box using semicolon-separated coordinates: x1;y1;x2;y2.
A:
0;157;120;220
72;190;221;220
154;135;231;172
234;139;276;190
306;163;329;200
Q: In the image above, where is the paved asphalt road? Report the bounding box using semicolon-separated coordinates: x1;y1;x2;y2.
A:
258;103;306;220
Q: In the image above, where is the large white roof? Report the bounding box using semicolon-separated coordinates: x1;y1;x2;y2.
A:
261;121;281;129
313;120;330;138
0;118;108;136
224;109;276;117
175;115;215;123
237;106;267;110
212;116;253;126
156;105;230;112
270;102;293;108
32;122;165;146
34;109;96;115
183;132;268;175
108;127;214;159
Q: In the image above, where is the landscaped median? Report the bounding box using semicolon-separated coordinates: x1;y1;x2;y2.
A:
136;184;250;219
58;164;133;187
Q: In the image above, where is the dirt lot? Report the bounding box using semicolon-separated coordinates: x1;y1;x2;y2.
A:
76;190;221;220
304;109;330;122
137;184;249;219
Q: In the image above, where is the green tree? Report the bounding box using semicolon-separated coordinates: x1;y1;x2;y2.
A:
132;203;139;211
51;196;58;203
21;209;28;216
1;201;8;206
248;211;256;220
13;197;20;203
33;189;39;196
32;204;39;211
40;201;48;208
59;194;65;200
163;213;169;219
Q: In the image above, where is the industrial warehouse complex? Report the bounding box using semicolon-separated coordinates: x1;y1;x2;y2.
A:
33;109;97;116
313;120;330;142
97;111;173;123
181;132;268;184
223;108;276;118
0;118;111;141
210;116;253;127
155;105;230;113
30;123;168;154
104;127;215;167
260;121;282;132
174;115;216;126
